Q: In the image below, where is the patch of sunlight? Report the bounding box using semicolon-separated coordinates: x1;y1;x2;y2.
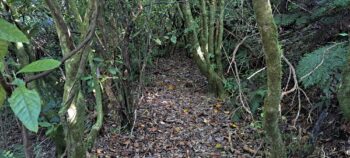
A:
161;100;174;105
146;92;161;103
16;42;24;49
196;46;205;62
161;100;169;104
67;104;77;123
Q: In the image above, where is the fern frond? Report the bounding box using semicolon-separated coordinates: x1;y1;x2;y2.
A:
296;42;347;89
0;149;16;158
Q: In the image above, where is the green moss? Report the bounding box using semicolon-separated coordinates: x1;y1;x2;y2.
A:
253;0;286;157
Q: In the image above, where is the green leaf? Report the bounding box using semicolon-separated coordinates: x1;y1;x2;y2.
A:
39;121;52;128
8;85;41;132
108;67;121;75
12;78;26;87
154;38;162;45
18;59;61;74
170;35;177;44
0;18;29;43
339;33;348;37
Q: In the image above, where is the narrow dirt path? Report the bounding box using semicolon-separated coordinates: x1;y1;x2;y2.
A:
94;55;263;157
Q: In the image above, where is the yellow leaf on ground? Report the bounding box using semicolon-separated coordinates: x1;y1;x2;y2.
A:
215;103;222;108
215;143;223;149
203;118;210;124
167;84;176;90
175;127;181;133
183;108;189;113
214;109;219;113
230;123;238;128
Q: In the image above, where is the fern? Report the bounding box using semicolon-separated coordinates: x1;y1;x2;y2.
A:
296;43;347;90
275;0;350;27
274;13;300;26
0;150;15;158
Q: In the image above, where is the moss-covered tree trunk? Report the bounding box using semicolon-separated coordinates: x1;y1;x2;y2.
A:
179;0;225;98
252;0;287;157
338;35;350;120
215;0;224;77
45;0;97;157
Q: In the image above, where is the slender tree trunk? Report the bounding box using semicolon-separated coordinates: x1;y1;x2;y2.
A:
121;20;135;127
252;0;287;157
208;0;217;63
338;35;350;120
179;0;225;98
86;52;103;149
215;0;224;77
21;125;33;158
199;0;209;64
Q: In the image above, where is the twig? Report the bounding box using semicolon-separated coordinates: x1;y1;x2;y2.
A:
130;109;138;137
284;66;292;92
223;41;253;117
224;28;258;54
226;36;248;74
247;67;266;80
228;131;234;153
287;0;312;14
281;55;301;128
253;141;264;158
292;89;302;128
281;55;298;97
280;55;313;128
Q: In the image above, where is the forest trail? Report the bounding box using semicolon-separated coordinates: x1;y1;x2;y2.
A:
94;55;262;157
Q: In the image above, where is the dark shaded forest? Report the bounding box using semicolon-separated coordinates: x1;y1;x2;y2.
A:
0;0;350;157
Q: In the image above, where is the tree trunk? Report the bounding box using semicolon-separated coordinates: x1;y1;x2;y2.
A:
252;0;287;157
338;35;350;120
215;0;224;77
179;0;225;98
199;0;209;64
86;52;104;149
45;0;97;157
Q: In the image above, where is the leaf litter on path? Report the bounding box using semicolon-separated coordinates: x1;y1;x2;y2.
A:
93;55;264;157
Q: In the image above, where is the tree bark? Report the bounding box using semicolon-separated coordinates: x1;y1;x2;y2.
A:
45;0;97;157
215;0;224;77
86;52;103;149
252;0;287;157
199;0;209;64
179;0;225;98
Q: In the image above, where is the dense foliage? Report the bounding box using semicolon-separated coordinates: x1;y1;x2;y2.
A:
0;0;350;157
